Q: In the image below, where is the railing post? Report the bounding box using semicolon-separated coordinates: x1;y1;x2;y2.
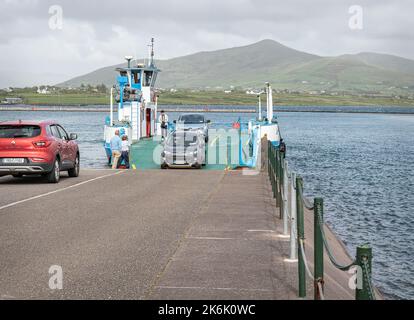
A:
314;197;324;300
277;150;283;218
356;245;373;300
271;145;276;198
289;172;297;260
273;148;277;194
267;141;271;181
282;160;289;235
226;136;231;167
296;175;306;298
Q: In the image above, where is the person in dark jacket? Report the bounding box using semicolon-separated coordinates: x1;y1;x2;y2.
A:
279;138;286;158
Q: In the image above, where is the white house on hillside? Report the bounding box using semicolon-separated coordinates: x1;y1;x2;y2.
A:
37;86;50;94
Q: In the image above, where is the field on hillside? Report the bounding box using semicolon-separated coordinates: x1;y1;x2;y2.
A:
1;90;413;107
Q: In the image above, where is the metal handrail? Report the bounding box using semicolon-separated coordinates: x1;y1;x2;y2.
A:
316;212;356;271
266;141;376;300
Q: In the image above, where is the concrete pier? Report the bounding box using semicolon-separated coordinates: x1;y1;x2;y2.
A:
0;169;354;299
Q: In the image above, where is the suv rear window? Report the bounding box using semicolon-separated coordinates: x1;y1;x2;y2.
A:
0;125;41;138
167;132;198;147
179;114;205;124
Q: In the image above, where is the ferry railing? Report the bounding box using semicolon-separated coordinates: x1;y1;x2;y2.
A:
267;141;377;300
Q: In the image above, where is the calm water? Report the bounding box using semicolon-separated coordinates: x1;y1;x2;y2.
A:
1;108;413;299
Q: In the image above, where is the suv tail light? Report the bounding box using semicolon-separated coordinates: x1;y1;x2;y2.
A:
30;157;47;162
33;141;51;148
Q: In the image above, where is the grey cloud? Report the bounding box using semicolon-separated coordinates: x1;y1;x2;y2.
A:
0;0;413;87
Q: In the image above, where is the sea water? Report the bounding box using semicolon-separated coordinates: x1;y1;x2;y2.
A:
1;107;413;299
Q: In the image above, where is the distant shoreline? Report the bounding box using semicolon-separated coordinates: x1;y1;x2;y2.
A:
1;104;414;115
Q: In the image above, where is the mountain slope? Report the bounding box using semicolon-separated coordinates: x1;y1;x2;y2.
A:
58;40;414;93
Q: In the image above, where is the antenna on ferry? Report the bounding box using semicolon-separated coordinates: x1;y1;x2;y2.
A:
149;37;155;66
125;56;133;68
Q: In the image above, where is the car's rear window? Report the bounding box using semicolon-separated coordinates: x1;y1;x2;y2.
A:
179;114;205;124
0;125;42;138
167;133;198;147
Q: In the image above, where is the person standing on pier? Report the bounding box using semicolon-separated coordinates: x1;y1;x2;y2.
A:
159;110;169;140
120;135;130;169
279;138;286;159
110;130;122;169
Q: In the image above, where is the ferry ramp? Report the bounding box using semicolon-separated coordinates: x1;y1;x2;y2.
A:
129;131;250;170
0;168;352;299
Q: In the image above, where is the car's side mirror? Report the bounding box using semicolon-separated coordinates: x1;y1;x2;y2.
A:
70;133;78;140
173;120;177;124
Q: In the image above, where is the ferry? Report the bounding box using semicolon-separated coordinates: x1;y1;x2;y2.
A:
104;39;281;170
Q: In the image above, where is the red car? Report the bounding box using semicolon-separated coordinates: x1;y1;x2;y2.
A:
0;120;80;183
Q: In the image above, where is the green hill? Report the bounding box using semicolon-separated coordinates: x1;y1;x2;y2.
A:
58;39;414;94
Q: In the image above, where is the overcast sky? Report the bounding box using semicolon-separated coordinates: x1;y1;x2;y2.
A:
0;0;413;87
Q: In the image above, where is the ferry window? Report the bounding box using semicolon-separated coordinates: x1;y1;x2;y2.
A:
144;71;153;86
151;73;157;86
133;71;141;84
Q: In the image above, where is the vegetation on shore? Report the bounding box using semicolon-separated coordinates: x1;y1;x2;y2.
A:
1;87;413;107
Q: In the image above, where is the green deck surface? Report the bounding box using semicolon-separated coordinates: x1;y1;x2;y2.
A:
130;133;250;170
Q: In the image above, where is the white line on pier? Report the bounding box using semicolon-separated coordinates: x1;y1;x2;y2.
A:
155;286;273;292
188;236;236;240
0;170;125;212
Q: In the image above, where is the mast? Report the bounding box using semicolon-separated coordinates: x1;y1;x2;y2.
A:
149;37;155;67
257;94;262;121
266;82;273;124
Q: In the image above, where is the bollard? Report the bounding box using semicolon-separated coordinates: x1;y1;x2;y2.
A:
356;245;373;300
296;176;306;298
314;198;324;300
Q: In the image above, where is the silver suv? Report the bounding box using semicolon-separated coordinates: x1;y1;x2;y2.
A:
174;113;210;142
161;130;206;169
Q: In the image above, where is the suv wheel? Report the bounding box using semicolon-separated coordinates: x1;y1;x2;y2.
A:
68;155;80;177
46;159;60;183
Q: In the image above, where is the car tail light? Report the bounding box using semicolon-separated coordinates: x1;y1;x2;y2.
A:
33;141;51;148
30;157;46;162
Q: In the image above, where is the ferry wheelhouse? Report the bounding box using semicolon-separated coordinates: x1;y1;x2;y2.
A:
104;38;160;163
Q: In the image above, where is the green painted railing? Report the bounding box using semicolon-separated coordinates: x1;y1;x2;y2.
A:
267;141;376;300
